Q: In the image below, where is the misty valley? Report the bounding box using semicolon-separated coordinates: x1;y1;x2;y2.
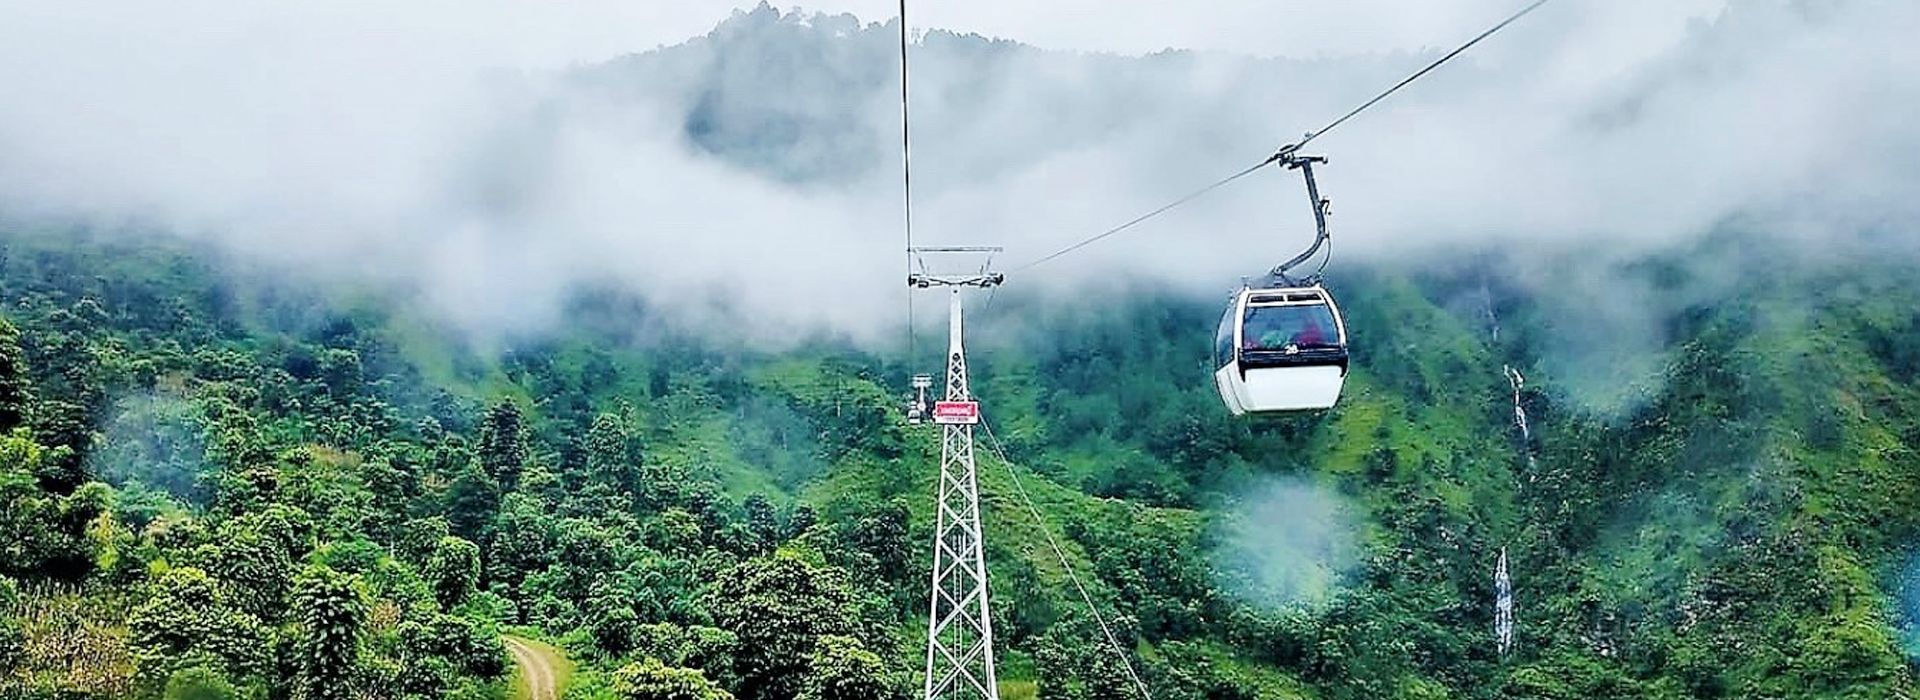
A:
4;3;1920;700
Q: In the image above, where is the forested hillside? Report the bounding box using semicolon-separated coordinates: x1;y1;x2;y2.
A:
6;5;1920;700
5;218;1920;700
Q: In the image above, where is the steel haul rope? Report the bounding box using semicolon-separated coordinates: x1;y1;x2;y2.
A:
981;420;1155;700
1013;0;1552;273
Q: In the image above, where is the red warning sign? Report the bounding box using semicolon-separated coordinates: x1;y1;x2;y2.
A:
932;401;980;424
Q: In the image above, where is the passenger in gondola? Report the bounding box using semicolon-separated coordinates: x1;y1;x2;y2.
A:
1245;309;1300;350
1294;319;1328;347
1263;324;1296;350
1248;320;1288;350
1242;316;1270;350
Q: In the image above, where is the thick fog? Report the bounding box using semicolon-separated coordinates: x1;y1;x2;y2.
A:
1212;477;1365;609
0;1;1912;342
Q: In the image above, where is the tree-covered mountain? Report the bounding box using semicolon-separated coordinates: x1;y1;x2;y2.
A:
6;5;1920;700
5;217;1920;700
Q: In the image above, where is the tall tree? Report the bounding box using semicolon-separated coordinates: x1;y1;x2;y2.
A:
845;500;911;584
291;566;368;700
399;614;508;678
586;412;644;498
613;658;734;700
423;535;481;610
476;401;529;490
486;493;555;593
128;568;271;684
629;622;738;683
591;604;640;656
708;554;854;700
0;318;30;433
742;495;779;553
0;432;99;581
203;526;294;620
798;635;901;700
395;516;452;565
785;505;817;540
443;461;500;543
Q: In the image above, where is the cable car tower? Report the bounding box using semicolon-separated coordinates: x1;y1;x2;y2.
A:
909;246;1005;700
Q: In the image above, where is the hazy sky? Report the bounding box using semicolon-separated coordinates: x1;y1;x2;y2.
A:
2;2;1731;71
756;0;1725;59
0;1;1910;344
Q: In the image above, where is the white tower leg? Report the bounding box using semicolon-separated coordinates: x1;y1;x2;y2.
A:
922;289;1000;700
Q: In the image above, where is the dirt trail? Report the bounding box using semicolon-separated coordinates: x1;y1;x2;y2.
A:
503;635;571;700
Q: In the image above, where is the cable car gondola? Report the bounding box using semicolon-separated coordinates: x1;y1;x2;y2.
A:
1215;284;1349;414
1214;149;1351;415
995;0;1552;414
905;373;933;424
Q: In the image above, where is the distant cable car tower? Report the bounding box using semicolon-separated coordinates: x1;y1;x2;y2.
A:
909;246;1004;700
906;373;934;424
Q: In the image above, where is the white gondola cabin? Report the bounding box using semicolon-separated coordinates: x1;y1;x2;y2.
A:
1213;285;1349;414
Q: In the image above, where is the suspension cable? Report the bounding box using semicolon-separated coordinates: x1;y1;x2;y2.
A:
899;0;918;364
1010;158;1274;273
1012;0;1551;273
980;420;1154;700
1290;0;1549;155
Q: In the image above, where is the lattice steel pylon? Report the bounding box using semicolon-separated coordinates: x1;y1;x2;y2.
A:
909;249;1002;700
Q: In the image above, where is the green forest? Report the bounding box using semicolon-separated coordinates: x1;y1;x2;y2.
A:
5;219;1920;700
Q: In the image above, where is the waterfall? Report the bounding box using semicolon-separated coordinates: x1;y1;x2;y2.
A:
1503;365;1531;442
1496;367;1526;659
1496;547;1514;657
1503;365;1536;472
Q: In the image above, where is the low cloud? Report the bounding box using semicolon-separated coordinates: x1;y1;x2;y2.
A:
0;2;1911;347
1211;477;1366;609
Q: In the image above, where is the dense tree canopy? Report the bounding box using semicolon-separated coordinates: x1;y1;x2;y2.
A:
708;554;856;700
0;319;30;433
613;658;735;700
290;566;367;700
3;209;1920;700
798;635;902;700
